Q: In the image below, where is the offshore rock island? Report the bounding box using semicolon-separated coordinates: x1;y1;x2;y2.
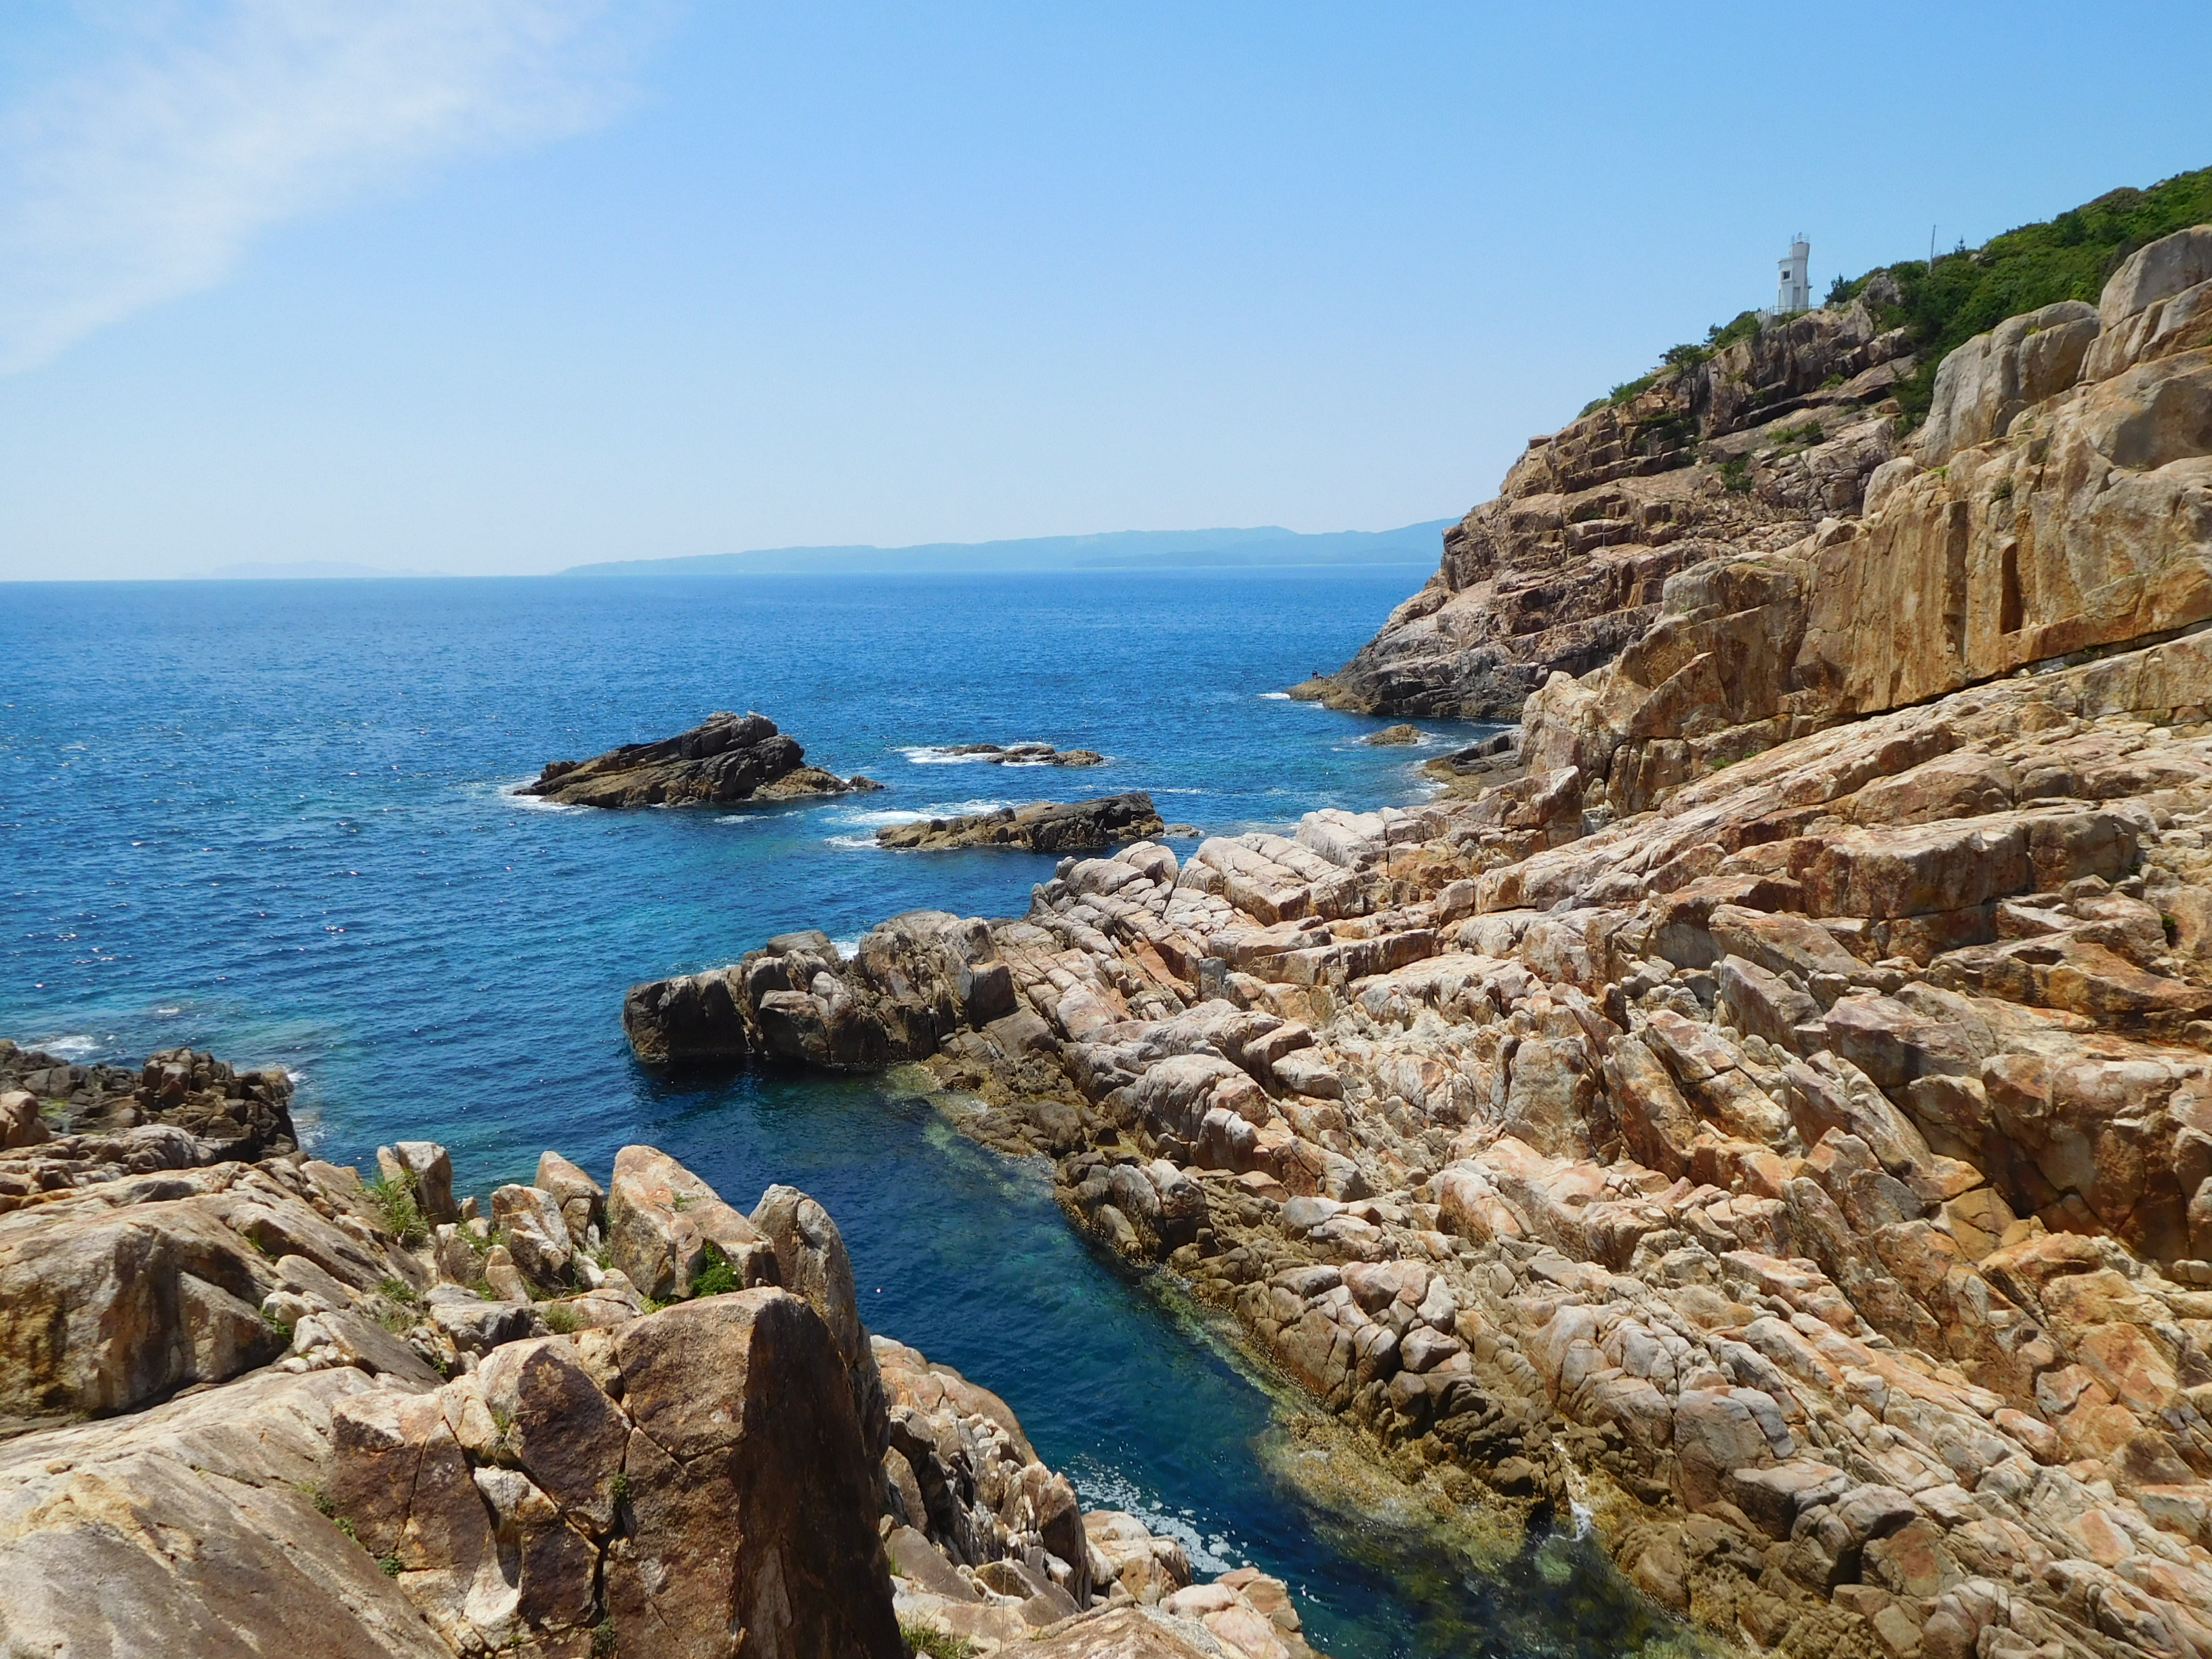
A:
523;710;880;807
877;793;1167;854
623;220;2212;1658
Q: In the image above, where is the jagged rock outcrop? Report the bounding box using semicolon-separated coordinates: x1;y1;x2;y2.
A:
0;1070;1319;1659
1301;287;1919;717
1;1038;296;1163
639;230;2212;1659
522;710;878;807
1523;224;2212;819
878;792;1165;853
623;914;1018;1069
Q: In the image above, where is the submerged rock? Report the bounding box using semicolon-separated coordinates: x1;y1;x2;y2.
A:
522;710;879;807
934;741;1107;766
877;792;1165;853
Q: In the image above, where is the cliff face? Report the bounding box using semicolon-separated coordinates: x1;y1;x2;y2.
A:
1300;291;1919;717
626;226;2212;1659
1525;226;2212;816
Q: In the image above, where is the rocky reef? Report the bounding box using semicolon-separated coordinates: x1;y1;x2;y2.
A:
1;1036;297;1162
879;792;1166;853
927;743;1108;766
522;710;878;807
624;226;2212;1658
0;1054;1322;1658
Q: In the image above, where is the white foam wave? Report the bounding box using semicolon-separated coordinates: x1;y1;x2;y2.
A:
826;834;882;851
32;1033;101;1059
1256;691;1292;700
1151;787;1208;795
1065;1462;1242;1578
501;779;587;812
830;935;865;956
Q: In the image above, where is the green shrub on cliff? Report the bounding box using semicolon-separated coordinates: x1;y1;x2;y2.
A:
363;1173;426;1245
1584;163;2211;428
1857;164;2212;422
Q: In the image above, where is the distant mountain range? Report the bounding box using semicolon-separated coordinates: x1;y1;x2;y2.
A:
557;521;1454;577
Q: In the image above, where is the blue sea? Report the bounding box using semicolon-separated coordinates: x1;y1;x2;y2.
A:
3;569;1687;1658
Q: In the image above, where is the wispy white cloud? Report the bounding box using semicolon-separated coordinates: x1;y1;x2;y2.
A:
0;0;648;372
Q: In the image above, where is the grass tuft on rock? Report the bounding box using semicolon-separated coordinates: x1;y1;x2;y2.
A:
901;1622;980;1659
689;1241;739;1298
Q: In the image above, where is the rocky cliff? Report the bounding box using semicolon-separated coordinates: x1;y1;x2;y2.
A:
1296;291;1919;717
623;225;2212;1659
0;1053;1321;1659
523;711;878;807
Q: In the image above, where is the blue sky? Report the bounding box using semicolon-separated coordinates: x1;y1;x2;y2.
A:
1;1;2207;581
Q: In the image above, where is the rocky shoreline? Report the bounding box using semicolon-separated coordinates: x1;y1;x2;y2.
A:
523;710;880;807
620;224;2212;1659
879;792;1168;853
0;1056;1324;1659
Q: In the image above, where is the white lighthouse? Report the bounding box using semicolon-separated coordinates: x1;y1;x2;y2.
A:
1775;233;1811;315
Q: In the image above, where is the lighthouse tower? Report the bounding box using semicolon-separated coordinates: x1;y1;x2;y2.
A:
1775;233;1811;314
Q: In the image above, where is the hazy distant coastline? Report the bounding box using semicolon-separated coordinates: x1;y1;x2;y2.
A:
557;520;1452;577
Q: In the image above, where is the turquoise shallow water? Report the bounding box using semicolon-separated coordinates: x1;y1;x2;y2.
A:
2;569;1685;1656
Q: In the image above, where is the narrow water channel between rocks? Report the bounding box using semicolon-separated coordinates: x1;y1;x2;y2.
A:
4;569;1700;1656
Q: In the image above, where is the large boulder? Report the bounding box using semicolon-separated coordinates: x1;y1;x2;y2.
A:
752;1183;889;1457
0;1368;453;1658
609;1291;904;1657
605;1145;778;1301
523;710;877;807
878;792;1166;853
1912;300;2102;466
0;1160;405;1421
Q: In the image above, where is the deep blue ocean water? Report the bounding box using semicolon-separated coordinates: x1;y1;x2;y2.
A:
2;571;1689;1658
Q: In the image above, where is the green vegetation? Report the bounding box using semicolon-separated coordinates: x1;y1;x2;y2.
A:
1579;163;2211;432
1849;165;2212;424
689;1241;740;1298
1717;455;1754;494
541;1301;580;1334
363;1172;427;1244
380;1552;404;1578
592;1618;619;1658
376;1276;422;1308
901;1622;981;1659
609;1470;630;1506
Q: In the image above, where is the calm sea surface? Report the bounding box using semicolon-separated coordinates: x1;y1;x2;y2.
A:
2;570;1687;1657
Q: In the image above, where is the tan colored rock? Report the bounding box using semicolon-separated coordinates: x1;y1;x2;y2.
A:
0;1368;452;1659
536;1148;605;1245
1913;300;2101;467
605;1143;777;1301
608;1290;903;1658
490;1181;574;1292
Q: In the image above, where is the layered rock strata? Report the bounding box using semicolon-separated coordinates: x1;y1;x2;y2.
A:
522;710;877;807
626;228;2212;1659
0;1055;1317;1659
1300;285;1923;717
878;792;1166;853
